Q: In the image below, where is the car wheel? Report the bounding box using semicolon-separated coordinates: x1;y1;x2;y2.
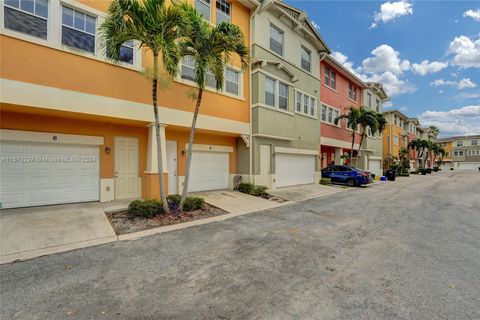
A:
346;179;356;187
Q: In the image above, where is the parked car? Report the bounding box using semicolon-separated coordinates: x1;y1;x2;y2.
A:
321;165;373;187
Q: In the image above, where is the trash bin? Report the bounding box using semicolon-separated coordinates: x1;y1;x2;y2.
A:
420;169;427;175
433;167;439;172
426;168;432;174
385;170;396;181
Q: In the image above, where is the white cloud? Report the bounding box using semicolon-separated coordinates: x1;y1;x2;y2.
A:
454;91;480;100
464;9;480;22
448;35;480;69
311;20;320;30
439;89;444;94
419;105;480;137
370;0;413;29
361;44;410;75
331;51;356;73
361;71;416;96
430;78;477;90
411;60;448;75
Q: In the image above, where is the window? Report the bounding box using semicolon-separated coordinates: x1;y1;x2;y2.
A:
301;46;311;72
278;82;288;110
119;40;134;64
322;104;339;125
265;77;276;107
394;135;399;145
459;150;464;156
270;24;284;56
349;82;357;101
295;91;316;117
324;66;336;89
225;68;239;95
216;0;230;24
367;93;372;107
195;0;211;21
454;151;458;156
471;140;478;146
376;99;380;112
456;141;463;147
4;0;48;39
62;6;96;53
181;56;196;82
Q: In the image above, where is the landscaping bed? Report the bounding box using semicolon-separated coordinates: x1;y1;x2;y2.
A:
106;197;227;235
237;183;287;203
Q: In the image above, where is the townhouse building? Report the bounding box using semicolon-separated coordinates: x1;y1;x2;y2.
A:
435;138;453;170
382;110;409;170
357;82;388;177
319;56;364;169
403;118;420;169
236;0;331;188
447;135;480;170
0;0;258;209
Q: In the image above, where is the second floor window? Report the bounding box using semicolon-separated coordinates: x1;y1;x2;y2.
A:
324;66;336;89
225;68;239;95
321;104;339;125
195;0;211;22
349;82;357;101
456;141;463;147
62;6;96;53
301;46;311;72
367;93;372;107
265;76;288;110
278;82;288;110
270;24;284;56
119;40;134;64
296;91;316;117
181;55;196;82
471;140;478;146
394;135;399;145
265;77;276;107
4;0;48;39
216;0;230;24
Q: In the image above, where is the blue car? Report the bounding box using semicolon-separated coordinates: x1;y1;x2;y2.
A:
321;165;372;187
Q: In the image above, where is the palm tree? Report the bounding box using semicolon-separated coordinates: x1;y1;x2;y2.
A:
335;106;362;164
354;107;378;167
409;139;431;170
178;4;248;211
427;125;440;139
100;0;186;214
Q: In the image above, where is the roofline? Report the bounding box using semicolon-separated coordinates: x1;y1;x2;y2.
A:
382;109;410;120
238;0;260;9
323;55;366;88
365;82;389;101
435;135;480;141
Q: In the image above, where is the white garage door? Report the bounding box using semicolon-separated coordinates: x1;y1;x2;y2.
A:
457;162;480;170
1;141;100;209
188;151;229;192
368;159;382;177
275;153;315;187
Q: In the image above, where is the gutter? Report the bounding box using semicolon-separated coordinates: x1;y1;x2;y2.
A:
318;51;328;164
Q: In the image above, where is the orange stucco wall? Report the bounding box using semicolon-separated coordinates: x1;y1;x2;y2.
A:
319;60;362;145
382;124;404;159
0;0;251;124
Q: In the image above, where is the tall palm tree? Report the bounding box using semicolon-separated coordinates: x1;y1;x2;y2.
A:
100;0;186;214
427;125;440;139
178;4;248;211
354;107;378;167
335;106;362;164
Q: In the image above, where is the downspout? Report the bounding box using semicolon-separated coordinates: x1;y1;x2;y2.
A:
249;3;261;184
318;52;328;168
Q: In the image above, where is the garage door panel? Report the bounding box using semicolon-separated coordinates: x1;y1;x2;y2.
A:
276;154;315;187
189;151;229;192
0;141;100;209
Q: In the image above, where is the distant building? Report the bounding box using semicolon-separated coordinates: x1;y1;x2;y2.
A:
436;135;480;170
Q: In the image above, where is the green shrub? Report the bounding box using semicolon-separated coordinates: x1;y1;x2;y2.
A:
251;185;268;197
320;178;331;185
182;197;205;211
127;199;163;218
167;194;181;205
238;183;254;194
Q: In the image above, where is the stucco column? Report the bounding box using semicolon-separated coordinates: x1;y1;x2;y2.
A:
334;147;342;165
146;123;168;174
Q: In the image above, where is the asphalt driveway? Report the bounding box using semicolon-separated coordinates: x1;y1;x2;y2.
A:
1;171;479;319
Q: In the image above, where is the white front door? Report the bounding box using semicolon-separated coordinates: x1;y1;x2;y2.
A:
189;151;229;192
115;137;139;200
166;140;178;195
275;153;316;187
0;141;99;209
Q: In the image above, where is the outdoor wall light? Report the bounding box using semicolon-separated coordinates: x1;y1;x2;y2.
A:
181;150;186;156
105;146;111;154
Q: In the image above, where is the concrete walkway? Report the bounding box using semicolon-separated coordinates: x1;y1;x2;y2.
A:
267;183;346;202
193;190;291;214
0;202;117;264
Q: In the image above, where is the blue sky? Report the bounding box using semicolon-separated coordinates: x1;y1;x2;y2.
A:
286;0;480;137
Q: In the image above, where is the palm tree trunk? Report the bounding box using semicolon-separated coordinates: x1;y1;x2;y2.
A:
152;53;170;214
355;129;366;167
179;88;203;211
349;130;355;164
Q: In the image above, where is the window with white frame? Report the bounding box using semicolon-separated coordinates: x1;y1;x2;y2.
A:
394;135;399;145
456;140;463;147
195;0;211;21
265;76;276;107
467;150;480;156
181;56;196;82
454;151;458;156
471;140;478;146
349;82;357;101
459;150;464;156
278;82;288;110
4;0;48;39
216;0;230;24
225;68;239;95
270;24;284;56
301;46;311;72
295;91;316;117
119;40;134;64
324;65;336;89
321;104;339;126
62;6;96;53
367;93;372;107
